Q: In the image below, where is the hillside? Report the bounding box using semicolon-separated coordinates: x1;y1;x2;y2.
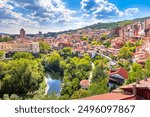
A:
83;16;150;30
44;16;150;37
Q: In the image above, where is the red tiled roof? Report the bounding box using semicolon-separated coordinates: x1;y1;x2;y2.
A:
136;46;142;49
143;37;150;40
80;80;90;86
121;78;150;89
81;93;136;100
137;59;146;64
109;68;128;79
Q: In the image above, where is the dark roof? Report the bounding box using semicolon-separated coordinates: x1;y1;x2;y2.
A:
109;68;128;79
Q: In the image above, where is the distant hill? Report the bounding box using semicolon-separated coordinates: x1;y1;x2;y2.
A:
0;33;8;35
1;16;150;37
82;16;150;30
52;16;150;36
44;16;150;37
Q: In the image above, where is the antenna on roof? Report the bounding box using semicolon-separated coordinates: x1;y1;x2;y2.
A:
133;85;137;96
136;78;140;84
144;78;148;81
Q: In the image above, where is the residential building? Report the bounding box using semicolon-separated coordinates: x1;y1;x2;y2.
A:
109;68;128;89
132;37;150;64
121;78;150;100
81;78;150;100
80;80;90;90
111;37;124;49
119;18;150;40
0;41;39;53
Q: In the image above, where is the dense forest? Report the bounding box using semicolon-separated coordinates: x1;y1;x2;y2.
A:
0;41;109;100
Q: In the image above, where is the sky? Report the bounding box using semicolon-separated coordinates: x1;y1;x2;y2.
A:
0;0;150;34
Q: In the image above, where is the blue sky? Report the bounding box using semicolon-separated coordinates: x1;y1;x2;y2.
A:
0;0;150;34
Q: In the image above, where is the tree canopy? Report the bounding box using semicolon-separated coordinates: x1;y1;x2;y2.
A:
0;37;12;42
12;52;34;60
119;47;132;59
39;41;51;54
0;51;5;59
0;59;44;97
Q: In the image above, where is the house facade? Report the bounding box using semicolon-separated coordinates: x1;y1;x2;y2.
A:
119;18;150;40
81;78;150;100
0;41;40;53
109;68;128;89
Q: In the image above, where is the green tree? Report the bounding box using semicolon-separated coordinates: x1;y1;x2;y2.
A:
0;61;7;79
13;52;34;60
42;51;61;72
10;94;20;100
0;37;12;42
144;58;150;77
71;89;90;99
3;94;10;100
126;63;144;84
59;47;73;59
39;41;51;54
0;51;5;59
1;59;44;97
89;78;108;95
81;36;88;41
103;40;111;48
92;61;108;82
60;55;92;98
119;47;132;59
71;78;80;91
117;60;131;71
101;34;107;40
59;94;70;100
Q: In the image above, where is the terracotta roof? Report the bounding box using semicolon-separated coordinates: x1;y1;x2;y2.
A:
111;38;124;45
121;78;150;89
137;59;146;64
81;93;136;100
80;80;90;86
136;46;142;49
109;68;128;79
127;39;137;44
143;37;150;40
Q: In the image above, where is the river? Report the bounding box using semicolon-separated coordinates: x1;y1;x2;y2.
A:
45;73;62;95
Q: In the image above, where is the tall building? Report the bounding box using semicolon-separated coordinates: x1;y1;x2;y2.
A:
39;31;42;35
20;28;26;39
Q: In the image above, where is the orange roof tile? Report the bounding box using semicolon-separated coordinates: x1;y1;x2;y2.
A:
109;68;128;79
81;93;136;100
80;80;90;86
121;78;150;89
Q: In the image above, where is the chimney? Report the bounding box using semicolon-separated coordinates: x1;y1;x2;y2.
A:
133;85;137;96
136;78;140;84
144;78;148;81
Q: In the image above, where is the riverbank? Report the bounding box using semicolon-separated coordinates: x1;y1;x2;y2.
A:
44;73;62;95
44;76;49;95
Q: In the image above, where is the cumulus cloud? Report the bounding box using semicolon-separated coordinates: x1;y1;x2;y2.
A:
0;0;141;33
81;0;139;19
0;0;39;32
124;8;140;16
9;0;76;24
0;0;78;33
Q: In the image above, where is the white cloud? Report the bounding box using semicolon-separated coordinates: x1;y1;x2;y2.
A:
81;0;139;19
124;8;140;16
0;0;78;33
0;0;142;33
